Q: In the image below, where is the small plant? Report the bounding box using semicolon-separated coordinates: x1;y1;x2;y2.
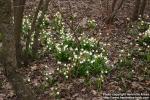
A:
137;36;150;47
79;37;98;51
117;56;133;68
95;76;104;91
137;20;149;32
143;51;150;63
51;12;64;34
127;20;149;35
87;19;97;30
55;50;72;62
22;16;31;39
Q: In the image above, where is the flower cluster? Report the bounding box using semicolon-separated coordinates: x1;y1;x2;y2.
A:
45;12;109;79
87;19;97;29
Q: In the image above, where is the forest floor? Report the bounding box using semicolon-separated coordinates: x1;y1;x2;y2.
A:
0;0;150;100
0;24;149;99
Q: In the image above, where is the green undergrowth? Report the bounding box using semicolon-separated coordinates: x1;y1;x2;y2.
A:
44;12;110;84
127;19;149;35
22;12;111;93
34;13;110;94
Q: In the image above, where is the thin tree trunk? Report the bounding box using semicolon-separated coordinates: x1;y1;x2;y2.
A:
139;0;147;18
132;0;141;21
0;0;36;99
106;0;125;24
112;0;117;12
26;0;43;51
13;0;26;66
32;0;51;57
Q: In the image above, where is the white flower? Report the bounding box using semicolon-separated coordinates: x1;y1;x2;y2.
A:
75;48;78;51
57;61;61;64
65;75;68;79
78;37;81;40
100;75;103;78
56;68;60;71
74;55;78;59
69;47;73;51
120;50;124;53
86;71;89;74
127;17;130;21
105;60;109;64
80;52;83;55
45;77;48;80
45;73;48;76
80;61;83;64
27;78;30;82
138;48;142;51
91;60;95;63
94;55;97;58
45;65;48;68
56;91;60;95
89;52;92;55
64;72;67;75
104;57;108;60
64;64;67;66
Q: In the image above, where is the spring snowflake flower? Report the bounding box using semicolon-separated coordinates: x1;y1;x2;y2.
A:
65;75;69;79
91;60;95;64
75;48;78;51
100;75;103;78
45;77;48;80
89;52;92;55
69;47;73;51
74;55;78;59
86;70;89;74
56;91;60;95
57;61;61;64
105;70;108;74
64;72;67;75
56;68;60;71
120;50;124;53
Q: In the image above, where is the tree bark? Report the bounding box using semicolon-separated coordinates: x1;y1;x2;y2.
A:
106;0;125;24
26;0;43;51
139;0;147;18
132;0;141;21
13;0;26;66
112;0;118;12
32;0;51;57
0;0;36;99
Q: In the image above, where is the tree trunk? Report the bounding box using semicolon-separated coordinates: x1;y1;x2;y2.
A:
32;0;51;57
0;0;36;99
132;0;141;21
112;0;117;12
139;0;147;18
106;0;125;24
26;0;43;51
13;0;26;66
